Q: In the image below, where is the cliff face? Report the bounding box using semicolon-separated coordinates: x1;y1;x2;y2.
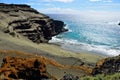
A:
0;3;68;43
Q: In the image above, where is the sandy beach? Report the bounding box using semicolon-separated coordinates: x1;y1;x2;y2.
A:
0;3;119;80
0;31;106;79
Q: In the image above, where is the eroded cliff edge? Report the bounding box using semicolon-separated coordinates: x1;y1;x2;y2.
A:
0;3;68;43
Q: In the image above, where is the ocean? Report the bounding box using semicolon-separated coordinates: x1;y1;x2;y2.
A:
47;14;120;56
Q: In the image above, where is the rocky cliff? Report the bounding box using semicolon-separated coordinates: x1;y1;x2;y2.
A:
0;3;68;43
92;55;120;75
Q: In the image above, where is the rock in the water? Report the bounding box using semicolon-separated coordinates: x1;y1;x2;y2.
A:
92;55;120;75
0;3;68;43
0;56;57;80
118;22;120;25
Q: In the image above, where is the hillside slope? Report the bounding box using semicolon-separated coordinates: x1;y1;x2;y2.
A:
0;3;108;79
0;3;67;43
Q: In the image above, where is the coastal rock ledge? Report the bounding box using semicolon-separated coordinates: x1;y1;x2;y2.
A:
0;3;68;43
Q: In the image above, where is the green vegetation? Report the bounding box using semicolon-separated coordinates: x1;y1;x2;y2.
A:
81;73;120;80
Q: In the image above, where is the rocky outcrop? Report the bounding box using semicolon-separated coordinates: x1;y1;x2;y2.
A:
92;55;120;75
0;56;57;80
118;22;120;25
0;3;68;43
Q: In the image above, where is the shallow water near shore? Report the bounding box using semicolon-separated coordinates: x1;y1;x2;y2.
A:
48;14;120;56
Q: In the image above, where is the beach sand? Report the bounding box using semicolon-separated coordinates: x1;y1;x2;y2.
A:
0;31;106;79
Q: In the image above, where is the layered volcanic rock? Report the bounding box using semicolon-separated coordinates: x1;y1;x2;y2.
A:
92;55;120;75
0;56;57;80
0;3;68;43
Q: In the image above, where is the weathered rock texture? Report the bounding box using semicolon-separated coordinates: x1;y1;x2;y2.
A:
0;56;57;80
0;3;68;43
92;55;120;75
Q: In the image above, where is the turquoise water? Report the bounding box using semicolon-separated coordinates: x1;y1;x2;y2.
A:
48;14;120;56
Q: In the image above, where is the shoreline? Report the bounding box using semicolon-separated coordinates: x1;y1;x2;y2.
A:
0;31;106;64
0;31;106;79
0;43;106;79
49;37;120;57
49;39;109;57
38;43;106;63
0;3;119;79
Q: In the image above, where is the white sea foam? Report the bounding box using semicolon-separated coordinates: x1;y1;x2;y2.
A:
49;37;78;45
106;21;120;25
48;14;120;56
64;25;73;32
68;29;73;32
49;37;120;56
86;45;120;56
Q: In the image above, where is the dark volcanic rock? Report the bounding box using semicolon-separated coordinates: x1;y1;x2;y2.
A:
53;20;68;35
118;22;120;25
0;56;57;80
92;55;120;75
0;3;68;43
